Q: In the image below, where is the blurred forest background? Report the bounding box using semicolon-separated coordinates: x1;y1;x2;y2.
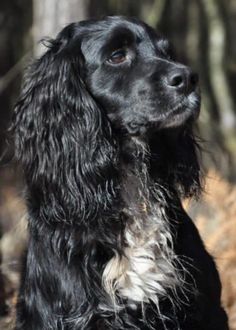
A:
0;0;236;329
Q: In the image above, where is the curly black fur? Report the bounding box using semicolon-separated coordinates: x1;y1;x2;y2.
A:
12;16;228;329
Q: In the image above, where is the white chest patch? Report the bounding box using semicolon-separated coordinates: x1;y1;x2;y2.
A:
102;202;180;307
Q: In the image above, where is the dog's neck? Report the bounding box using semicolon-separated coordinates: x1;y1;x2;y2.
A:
102;136;182;312
120;136;152;208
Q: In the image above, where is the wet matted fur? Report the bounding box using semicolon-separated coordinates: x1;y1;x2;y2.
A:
12;16;228;329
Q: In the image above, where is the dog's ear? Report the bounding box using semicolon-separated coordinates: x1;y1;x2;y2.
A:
12;23;119;223
172;129;202;198
150;128;202;199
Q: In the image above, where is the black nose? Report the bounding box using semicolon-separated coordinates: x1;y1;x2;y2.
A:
166;68;198;93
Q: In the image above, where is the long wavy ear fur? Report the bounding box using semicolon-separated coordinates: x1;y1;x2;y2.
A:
12;23;119;225
150;127;202;199
172;129;203;198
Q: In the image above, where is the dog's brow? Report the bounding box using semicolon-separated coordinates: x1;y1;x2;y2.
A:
105;27;136;49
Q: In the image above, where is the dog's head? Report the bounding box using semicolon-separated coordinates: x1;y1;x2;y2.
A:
12;17;202;223
82;16;200;137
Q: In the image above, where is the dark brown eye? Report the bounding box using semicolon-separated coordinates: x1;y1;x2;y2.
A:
108;49;127;64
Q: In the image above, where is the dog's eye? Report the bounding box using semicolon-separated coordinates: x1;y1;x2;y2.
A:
108;49;127;64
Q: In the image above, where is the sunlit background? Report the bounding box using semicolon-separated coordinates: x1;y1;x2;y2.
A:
0;0;236;328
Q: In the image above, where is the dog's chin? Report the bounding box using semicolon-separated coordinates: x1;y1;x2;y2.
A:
158;103;200;130
160;93;201;129
126;94;200;137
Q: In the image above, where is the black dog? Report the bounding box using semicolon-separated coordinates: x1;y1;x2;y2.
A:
13;16;228;329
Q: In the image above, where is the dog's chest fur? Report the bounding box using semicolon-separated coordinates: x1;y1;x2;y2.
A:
102;144;180;308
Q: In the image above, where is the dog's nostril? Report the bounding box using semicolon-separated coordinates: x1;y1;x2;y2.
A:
166;69;199;92
168;74;184;87
168;75;184;87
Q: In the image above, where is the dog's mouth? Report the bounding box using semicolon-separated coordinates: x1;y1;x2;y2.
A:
127;93;200;136
158;94;201;129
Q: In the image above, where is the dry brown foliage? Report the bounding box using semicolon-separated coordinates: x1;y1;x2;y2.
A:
193;171;236;330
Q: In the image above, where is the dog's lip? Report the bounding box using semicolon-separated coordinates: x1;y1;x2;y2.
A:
126;106;199;136
161;106;199;128
151;93;201;129
124;93;200;135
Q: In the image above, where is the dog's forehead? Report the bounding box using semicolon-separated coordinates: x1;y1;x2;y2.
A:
80;18;162;60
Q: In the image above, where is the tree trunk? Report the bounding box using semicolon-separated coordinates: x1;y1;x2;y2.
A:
33;0;89;55
0;0;32;157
